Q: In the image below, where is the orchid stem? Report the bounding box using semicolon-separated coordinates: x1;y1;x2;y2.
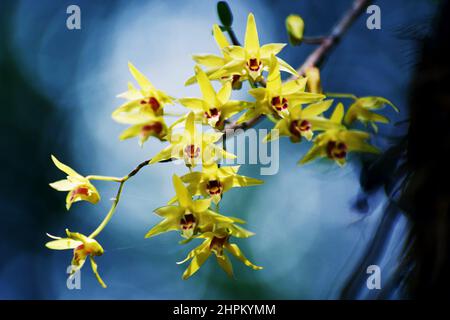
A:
325;92;358;100
86;175;123;182
89;181;125;238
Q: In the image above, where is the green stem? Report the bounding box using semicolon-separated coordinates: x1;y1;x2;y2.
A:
89;181;125;238
86;175;123;182
325;92;358;100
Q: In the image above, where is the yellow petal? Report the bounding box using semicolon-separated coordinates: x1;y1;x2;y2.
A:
179;98;207;111
223;46;246;60
341;131;380;154
248;88;267;101
173;174;192;208
149;145;174;164
305;67;322;93
282;77;307;95
45;238;81;250
225;243;262;270
192;198;212;213
216;254;234;277
128;61;155;91
236;108;260;124
154;205;185;217
177;240;210;265
330;102;345;124
65;229;89;243
260;43;286;59
244;13;260;53
266;55;282;93
302;99;334;118
118;124;142;141
145;218;179;238
117;82;143;100
51;155;82;178
192;54;225;68
216;82;232;106
182;249;211;279
230;175;264;188
213;24;230;49
184;112;196;140
195;66;218;106
298;144;326;165
49;179;75;191
90;256;107;288
277;57;298;76
288;92;325;106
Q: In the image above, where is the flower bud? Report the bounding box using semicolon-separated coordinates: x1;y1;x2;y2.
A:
286;14;304;46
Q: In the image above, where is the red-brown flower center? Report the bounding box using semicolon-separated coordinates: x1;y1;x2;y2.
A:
209;235;228;255
247;58;261;72
70;186;90;201
206;180;222;195
205;108;220;119
326;141;348;159
141;122;163;135
271;96;288;111
184;144;200;159
140;97;160;112
180;214;196;231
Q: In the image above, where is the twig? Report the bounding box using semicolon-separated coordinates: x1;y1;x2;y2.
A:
302;36;326;45
297;0;372;75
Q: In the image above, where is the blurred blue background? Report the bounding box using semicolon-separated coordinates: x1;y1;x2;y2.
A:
0;0;438;299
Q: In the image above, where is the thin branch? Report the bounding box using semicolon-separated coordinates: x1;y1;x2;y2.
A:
302;36;326;45
297;0;372;75
226;0;372;132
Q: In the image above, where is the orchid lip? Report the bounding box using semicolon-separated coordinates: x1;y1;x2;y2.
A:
209;235;228;255
70;186;90;201
271;96;288;111
326;140;348;159
247;58;261;72
140;97;160;112
184;144;200;159
206;180;222;195
141;122;163;135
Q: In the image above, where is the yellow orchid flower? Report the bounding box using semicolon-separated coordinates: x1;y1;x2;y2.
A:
118;113;168;146
169;163;263;205
49;155;100;210
179;66;252;129
264;100;339;143
344;96;399;132
148;112;236;167
299;103;380;166
186;25;243;87
145;175;244;239
211;13;298;83
178;230;262;279
112;62;174;123
238;56;325;122
46;229;106;288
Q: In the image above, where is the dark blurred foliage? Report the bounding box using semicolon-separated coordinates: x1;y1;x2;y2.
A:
0;2;72;298
341;0;450;299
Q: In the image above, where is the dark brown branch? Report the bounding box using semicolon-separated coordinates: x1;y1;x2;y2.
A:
302;36;326;45
297;0;372;75
126;158;173;179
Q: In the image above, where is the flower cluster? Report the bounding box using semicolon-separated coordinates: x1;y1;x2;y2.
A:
46;12;397;287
